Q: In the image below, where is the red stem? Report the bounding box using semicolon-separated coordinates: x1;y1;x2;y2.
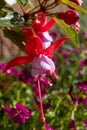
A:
37;77;45;123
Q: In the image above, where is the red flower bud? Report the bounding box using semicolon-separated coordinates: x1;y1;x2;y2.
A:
58;10;80;25
70;0;83;6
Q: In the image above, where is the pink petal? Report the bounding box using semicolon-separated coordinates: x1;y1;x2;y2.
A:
3;56;33;72
43;36;69;56
32;54;55;77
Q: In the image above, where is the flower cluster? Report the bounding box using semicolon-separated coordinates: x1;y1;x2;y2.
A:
3;102;32;124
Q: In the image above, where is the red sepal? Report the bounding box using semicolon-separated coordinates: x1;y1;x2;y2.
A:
26;36;43;57
22;27;33;38
3;56;34;72
43;36;69;56
40;19;56;32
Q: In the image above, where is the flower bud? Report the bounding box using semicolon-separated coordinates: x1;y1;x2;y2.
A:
58;10;80;25
70;0;83;6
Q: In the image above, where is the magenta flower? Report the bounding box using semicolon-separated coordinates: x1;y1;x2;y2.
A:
0;63;18;75
4;102;32;124
77;81;87;92
3;35;69;78
45;123;56;130
69;111;76;130
83;32;87;37
69;119;76;130
84;119;87;128
80;59;87;67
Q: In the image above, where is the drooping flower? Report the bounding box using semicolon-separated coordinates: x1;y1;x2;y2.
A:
3;35;69;78
4;102;32;124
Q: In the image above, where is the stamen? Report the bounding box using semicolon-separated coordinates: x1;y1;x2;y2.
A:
37;76;45;123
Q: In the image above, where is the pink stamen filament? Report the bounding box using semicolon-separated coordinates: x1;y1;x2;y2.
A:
37;76;45;123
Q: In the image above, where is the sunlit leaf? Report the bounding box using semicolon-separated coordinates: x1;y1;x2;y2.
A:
54;17;79;47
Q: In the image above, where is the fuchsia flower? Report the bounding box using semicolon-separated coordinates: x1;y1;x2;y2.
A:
22;13;55;35
3;35;69;78
4;102;32;124
22;12;55;49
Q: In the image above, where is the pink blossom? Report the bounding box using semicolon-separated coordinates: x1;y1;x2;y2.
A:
32;54;55;77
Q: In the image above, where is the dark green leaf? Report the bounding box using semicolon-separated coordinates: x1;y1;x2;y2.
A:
0;13;15;28
10;12;24;27
3;28;26;52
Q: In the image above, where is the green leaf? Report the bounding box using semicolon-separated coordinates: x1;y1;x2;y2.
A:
17;0;28;6
0;12;25;28
0;19;14;28
10;12;24;27
54;17;79;47
3;28;26;52
61;0;87;14
0;13;15;28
